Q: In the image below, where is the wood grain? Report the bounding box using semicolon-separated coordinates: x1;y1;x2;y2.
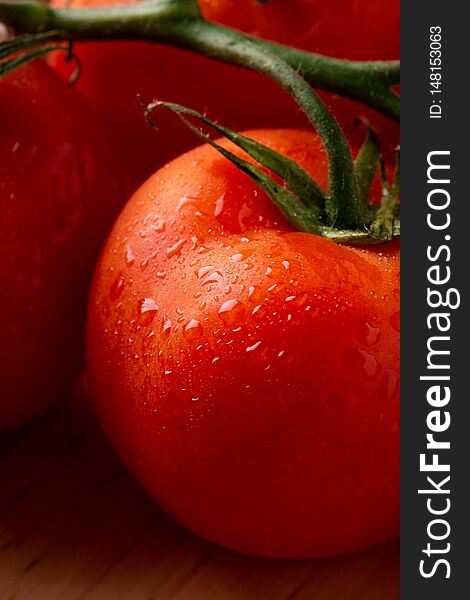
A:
0;393;399;599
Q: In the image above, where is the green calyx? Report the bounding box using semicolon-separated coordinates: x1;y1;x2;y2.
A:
145;101;400;245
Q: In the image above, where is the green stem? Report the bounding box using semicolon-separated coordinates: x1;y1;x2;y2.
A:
0;0;399;121
1;0;365;228
164;20;360;228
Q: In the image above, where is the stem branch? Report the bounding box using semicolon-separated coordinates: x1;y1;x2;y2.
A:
0;0;399;120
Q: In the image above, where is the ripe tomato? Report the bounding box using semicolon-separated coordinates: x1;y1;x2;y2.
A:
201;0;400;61
87;129;400;558
51;0;399;188
0;62;124;431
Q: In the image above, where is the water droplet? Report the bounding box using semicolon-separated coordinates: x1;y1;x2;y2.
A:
110;274;125;301
378;369;399;403
125;245;136;266
293;292;308;307
151;218;166;233
214;194;225;217
282;260;290;270
183;318;203;341
177;195;199;212
341;347;378;377
355;321;381;345
246;341;262;352
166;238;186;258
265;267;273;277
138;298;159;325
162;319;172;337
140;250;158;271
199;268;225;287
231;253;243;262
218;299;245;325
197;265;213;279
237;203;253;231
139;298;159;313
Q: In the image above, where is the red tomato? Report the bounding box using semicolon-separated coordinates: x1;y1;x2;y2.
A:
51;0;399;188
201;0;400;60
87;129;400;558
0;62;124;431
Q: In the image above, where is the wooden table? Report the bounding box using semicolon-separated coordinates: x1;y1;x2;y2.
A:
0;391;399;599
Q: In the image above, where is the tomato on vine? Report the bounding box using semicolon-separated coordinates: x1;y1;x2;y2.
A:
87;112;400;557
49;0;399;187
0;62;124;430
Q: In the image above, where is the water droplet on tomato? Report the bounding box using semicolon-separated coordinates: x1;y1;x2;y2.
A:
125;245;136;266
378;369;399;404
177;195;198;213
218;299;244;325
151;218;166;233
138;298;159;325
199;269;225;287
341;347;378;377
355;321;381;345
246;341;262;352
183;318;203;341
140;250;158;271
162;319;172;337
214;194;225;217
166;238;186;258
197;265;213;279
293;292;309;307
109;273;125;301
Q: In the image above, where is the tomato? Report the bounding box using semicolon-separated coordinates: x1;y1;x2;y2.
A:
201;0;400;61
0;62;124;431
87;129;400;558
51;0;399;188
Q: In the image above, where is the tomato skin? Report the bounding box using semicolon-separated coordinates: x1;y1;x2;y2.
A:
51;0;399;188
0;62;123;431
201;0;400;61
87;129;400;558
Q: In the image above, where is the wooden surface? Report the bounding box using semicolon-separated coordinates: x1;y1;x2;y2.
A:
0;391;399;600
